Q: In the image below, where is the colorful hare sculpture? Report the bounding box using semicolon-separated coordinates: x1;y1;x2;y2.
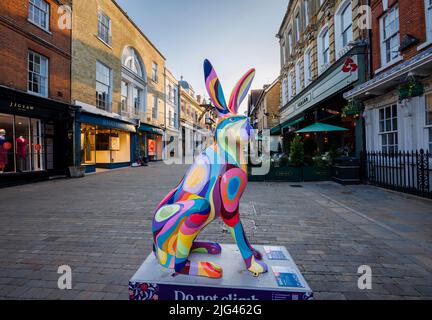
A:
152;59;268;279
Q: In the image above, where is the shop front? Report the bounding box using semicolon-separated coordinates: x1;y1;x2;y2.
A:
75;112;135;173
136;123;164;162
0;87;73;187
275;46;367;158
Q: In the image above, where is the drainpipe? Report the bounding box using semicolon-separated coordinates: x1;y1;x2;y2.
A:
163;67;167;160
363;0;372;158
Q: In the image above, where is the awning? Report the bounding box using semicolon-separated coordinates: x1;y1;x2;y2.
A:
78;113;136;132
138;123;164;135
270;116;305;135
270;125;281;135
282;116;305;130
296;122;348;133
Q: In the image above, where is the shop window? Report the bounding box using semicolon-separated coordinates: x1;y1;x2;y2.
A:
379;104;398;153
30;118;44;171
426;94;432;152
0;113;46;174
97;11;112;46
96;61;111;111
380;6;400;66
44;123;54;170
28;0;49;31
0;114;15;173
28;51;48;97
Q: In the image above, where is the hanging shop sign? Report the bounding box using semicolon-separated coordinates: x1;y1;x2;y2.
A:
341;57;358;73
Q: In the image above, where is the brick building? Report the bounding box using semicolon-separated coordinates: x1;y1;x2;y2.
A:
0;0;73;186
345;0;432;153
275;0;369;157
71;0;166;172
249;78;281;153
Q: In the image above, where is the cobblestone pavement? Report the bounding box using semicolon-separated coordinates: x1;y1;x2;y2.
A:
0;163;432;300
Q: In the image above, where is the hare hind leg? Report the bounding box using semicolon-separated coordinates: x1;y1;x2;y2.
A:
173;198;223;278
191;241;222;254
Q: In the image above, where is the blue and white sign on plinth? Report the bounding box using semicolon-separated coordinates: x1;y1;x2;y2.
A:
129;244;313;301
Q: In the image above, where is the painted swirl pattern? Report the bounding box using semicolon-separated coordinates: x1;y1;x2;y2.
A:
151;59;268;278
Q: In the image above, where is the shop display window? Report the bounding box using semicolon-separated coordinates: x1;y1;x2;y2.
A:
81;124;130;165
0;112;45;174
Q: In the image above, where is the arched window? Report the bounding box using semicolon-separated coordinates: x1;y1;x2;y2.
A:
295;60;302;95
122;47;145;79
335;0;353;59
304;47;312;87
317;26;330;75
121;47;147;118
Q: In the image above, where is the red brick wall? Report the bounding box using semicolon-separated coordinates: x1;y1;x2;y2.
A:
0;0;71;103
371;0;429;73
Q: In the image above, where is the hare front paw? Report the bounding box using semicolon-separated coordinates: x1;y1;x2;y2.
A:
246;256;268;277
251;247;263;260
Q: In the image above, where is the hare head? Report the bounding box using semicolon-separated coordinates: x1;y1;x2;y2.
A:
204;59;255;145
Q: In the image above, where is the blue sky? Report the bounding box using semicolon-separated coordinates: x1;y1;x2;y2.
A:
116;0;287;114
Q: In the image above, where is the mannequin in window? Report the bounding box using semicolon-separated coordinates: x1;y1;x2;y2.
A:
0;129;8;173
16;135;27;172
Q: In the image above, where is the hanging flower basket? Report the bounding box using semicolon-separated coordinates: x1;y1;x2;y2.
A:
342;101;361;118
399;77;424;101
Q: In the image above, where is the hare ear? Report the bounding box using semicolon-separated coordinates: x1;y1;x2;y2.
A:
204;59;229;115
228;68;255;114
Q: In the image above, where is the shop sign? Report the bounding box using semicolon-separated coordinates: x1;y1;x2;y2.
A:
9;101;35;112
296;94;311;110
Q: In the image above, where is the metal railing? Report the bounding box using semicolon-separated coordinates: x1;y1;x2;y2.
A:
364;149;432;199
